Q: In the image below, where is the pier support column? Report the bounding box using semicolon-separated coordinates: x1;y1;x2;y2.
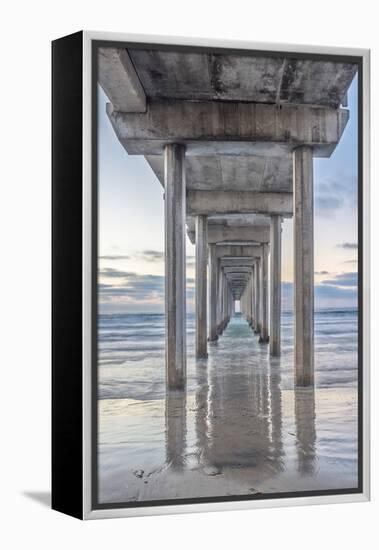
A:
270;215;282;356
259;244;269;343
251;265;256;330
164;144;186;390
217;264;223;335
208;244;218;342
247;272;253;326
195;214;208;358
293;146;314;386
254;260;260;334
222;273;227;329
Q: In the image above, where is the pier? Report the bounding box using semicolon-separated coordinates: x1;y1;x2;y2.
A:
99;45;356;389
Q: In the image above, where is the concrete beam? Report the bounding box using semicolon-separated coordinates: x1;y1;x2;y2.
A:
223;267;252;273
99;48;146;113
220;258;256;267
126;49;356;108
215;245;262;259
187;191;293;216
107;99;349;157
207;225;270;244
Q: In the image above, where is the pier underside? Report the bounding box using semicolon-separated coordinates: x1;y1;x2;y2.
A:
99;43;356;388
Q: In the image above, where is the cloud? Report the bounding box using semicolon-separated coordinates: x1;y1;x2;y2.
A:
321;272;357;287
315;195;344;212
99;251;197;267
314;175;357;217
138;250;164;262
99;268;137;278
315;285;357;299
315;270;329;275
99;273;164;303
282;279;357;309
342;259;358;264
98;268;199;312
99;255;130;260
338;243;358;250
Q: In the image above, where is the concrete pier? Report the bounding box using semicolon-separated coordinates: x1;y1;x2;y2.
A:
164;144;186;390
100;47;355;389
195;215;208;358
259;244;269;343
293;146;314;386
208;244;218;342
270;215;282;356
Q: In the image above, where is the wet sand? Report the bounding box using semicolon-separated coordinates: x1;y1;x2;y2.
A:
98;314;358;504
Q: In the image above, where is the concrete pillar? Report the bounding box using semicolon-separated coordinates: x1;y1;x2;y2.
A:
222;274;227;329
254;260;260;334
195;215;208;358
164;143;186;390
251;266;256;330
217;265;223;335
293;146;314;386
270;215;282;356
208;244;218;342
259;244;269;343
248;273;253;326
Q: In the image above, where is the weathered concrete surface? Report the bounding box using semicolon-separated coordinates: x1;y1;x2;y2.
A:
208;244;218;342
195;215;208;358
204;214;271;227
223;266;253;274
217;266;224;334
246;275;253;325
98;48;146;113
270;215;282;356
220;258;256;267
205;225;270;244
251;264;256;330
147;154;292;192
107;100;349;158
127;49;357;108
164;144;186;390
187;191;293;216
254;260;261;334
215;244;262;259
293;146;314;386
186;214;271;245
259;243;269;343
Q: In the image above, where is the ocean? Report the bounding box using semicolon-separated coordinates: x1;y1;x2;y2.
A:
97;309;359;504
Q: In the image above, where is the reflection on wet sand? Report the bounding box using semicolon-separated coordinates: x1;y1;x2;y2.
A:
295;387;316;475
163;329;289;486
165;391;187;470
98;315;358;503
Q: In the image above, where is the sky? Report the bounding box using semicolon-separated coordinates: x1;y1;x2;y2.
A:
98;71;358;314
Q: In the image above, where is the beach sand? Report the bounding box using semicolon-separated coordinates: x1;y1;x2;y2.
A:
98;313;358;504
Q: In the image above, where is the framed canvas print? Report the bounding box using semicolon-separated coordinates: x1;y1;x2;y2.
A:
52;31;370;519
